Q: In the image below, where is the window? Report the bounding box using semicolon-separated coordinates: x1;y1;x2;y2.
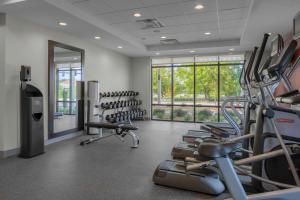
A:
151;55;245;122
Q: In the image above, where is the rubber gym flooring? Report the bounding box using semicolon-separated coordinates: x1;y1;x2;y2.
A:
0;121;230;200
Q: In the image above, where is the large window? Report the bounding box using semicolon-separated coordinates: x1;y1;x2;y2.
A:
151;55;244;122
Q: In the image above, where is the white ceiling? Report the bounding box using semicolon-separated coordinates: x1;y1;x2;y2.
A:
0;0;300;57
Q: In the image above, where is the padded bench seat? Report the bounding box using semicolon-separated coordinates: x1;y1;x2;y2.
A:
82;122;139;147
86;122;138;131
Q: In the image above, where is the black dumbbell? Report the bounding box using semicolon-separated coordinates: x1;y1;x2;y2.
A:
103;102;109;109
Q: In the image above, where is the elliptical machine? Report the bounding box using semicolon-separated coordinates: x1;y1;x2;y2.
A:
185;33;300;199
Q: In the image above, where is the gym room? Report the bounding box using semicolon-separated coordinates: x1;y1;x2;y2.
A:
1;0;300;199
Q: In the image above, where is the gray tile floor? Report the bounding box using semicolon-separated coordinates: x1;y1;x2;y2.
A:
0;121;230;200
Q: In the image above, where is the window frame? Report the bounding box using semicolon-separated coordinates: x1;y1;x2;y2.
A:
151;56;245;123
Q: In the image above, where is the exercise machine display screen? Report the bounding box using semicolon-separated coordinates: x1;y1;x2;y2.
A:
293;11;300;39
271;36;279;57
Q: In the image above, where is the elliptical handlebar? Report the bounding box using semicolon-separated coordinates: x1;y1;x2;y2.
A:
254;33;270;83
245;47;259;85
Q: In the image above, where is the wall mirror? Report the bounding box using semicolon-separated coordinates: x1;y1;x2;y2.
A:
48;41;85;139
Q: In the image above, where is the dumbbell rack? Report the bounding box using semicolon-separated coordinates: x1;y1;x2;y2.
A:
98;91;146;124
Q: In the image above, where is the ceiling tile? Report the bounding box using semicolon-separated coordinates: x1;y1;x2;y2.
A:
116;22;143;32
148;1;217;18
220;7;248;21
97;8;153;24
138;22;219;37
140;0;182;7
218;0;250;10
104;0;143;11
220;19;245;29
158;15;189;26
219;28;243;40
71;0;114;15
185;12;218;24
171;32;220;43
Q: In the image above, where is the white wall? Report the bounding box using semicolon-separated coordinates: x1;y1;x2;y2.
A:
131;57;151;118
0;15;131;152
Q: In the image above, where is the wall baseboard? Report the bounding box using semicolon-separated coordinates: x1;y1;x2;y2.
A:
0;131;83;159
0;148;19;159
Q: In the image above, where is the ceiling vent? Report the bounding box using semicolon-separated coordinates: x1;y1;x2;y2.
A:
160;39;179;45
136;18;164;30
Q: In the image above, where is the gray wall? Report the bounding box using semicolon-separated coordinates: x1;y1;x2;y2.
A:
0;15;132;152
131;57;151;119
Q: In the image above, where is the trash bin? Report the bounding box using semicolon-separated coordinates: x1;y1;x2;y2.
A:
19;81;44;158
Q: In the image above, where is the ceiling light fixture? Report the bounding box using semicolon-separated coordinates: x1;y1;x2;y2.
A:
73;57;78;60
204;32;211;35
133;12;142;17
194;4;204;10
156;52;160;55
94;36;101;40
190;50;195;53
229;48;235;51
117;46;123;49
3;0;26;5
58;22;67;26
160;36;167;39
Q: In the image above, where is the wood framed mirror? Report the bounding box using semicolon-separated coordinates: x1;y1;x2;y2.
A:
48;41;85;139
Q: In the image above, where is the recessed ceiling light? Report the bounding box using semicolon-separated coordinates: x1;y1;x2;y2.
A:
73;57;78;60
190;50;195;53
117;46;123;49
229;48;235;51
94;36;101;40
268;32;272;35
160;36;167;39
156;52;160;55
133;12;142;17
204;32;211;35
58;22;67;26
194;4;204;10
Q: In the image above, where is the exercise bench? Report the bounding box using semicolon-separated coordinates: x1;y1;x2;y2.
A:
80;122;139;148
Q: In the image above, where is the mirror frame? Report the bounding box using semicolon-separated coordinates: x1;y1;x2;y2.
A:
48;40;85;139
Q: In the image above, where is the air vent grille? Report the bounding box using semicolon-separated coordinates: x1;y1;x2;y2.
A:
136;18;164;30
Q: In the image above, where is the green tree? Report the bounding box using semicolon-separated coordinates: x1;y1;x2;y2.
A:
173;66;194;103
